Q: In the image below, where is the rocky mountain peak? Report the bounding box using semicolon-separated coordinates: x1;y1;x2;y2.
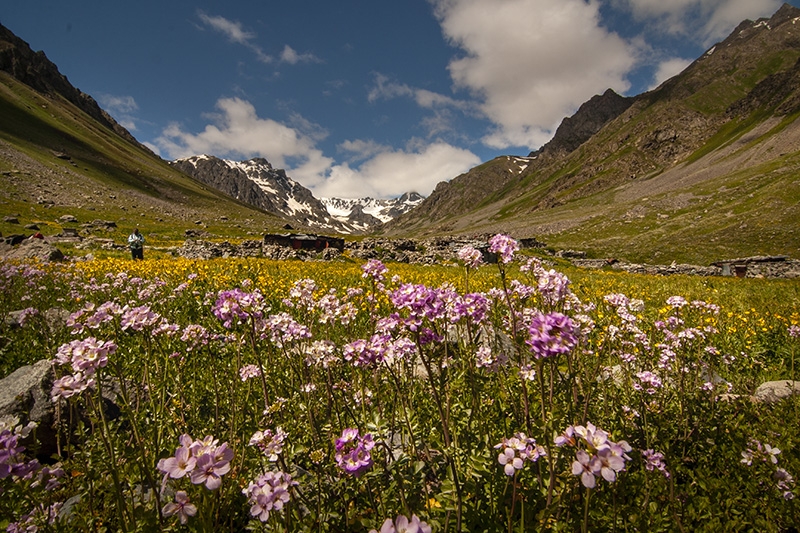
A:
530;88;633;159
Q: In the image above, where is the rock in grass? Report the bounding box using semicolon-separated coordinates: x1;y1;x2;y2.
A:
753;380;800;403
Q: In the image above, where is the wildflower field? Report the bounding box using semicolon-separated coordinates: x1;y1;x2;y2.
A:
1;236;799;532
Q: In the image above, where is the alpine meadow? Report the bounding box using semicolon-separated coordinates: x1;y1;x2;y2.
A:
2;4;800;533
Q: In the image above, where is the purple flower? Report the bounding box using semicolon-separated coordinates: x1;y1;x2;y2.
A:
371;514;432;533
559;422;631;488
494;433;545;475
642;449;669;478
120;304;161;331
774;468;795;500
212;288;266;328
335;428;375;476
457;245;484;268
162;491;197;525
488;234;519;264
537;269;572;306
789;325;800;338
633;371;662;394
249;428;286;461
362;259;389;282
157;434;233;491
526;312;578;359
190;452;230;490
50;372;96;401
262;312;312;346
157;446;196;479
243;471;297;522
239;364;262;381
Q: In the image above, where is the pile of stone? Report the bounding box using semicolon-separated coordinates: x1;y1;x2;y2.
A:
571;255;800;279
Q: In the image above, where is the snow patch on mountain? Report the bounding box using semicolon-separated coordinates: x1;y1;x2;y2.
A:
321;192;425;226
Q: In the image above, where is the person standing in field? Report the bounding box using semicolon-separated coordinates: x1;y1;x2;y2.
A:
128;227;145;260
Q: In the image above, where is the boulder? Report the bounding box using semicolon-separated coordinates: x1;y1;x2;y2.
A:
0;360;58;457
2;238;65;262
753;380;800;403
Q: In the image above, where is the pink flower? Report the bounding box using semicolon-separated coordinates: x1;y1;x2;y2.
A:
157;446;196;479
190;453;230;490
162;491;197;525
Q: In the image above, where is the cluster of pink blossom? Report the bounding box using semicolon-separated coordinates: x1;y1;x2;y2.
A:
556;423;632;489
370;514;432;533
633;370;662;394
1;417;66;531
284;278;318;310
457;245;484;269
488;233;519;264
335;428;375;476
180;324;210;351
239;364;262;381
315;290;357;325
343;334;417;367
304;339;339;368
249;427;286;461
212;288;267;328
51;337;117;401
120;304;162;331
362;258;389;282
641;449;669;478
261;312;312;346
494;433;546;476
526;312;579;359
157;434;234;491
741;439;795;500
475;345;509;371
243;470;297;522
0;419;42;482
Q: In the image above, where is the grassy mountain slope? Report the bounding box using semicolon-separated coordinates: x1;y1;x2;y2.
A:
0;71;294;249
384;4;800;264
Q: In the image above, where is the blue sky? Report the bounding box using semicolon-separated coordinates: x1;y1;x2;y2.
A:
2;0;796;199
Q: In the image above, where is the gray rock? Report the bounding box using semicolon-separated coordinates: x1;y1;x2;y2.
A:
1;238;65;262
0;360;57;456
753;380;800;403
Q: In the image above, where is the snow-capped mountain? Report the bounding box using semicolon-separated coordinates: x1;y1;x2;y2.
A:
170;155;424;233
321;192;425;232
171;155;351;232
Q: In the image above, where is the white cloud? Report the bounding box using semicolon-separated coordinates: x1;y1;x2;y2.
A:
153;97;479;199
97;94;138;113
153;97;333;181
622;0;782;44
198;12;324;66
280;45;321;64
96;94;139;130
318;141;482;198
197;12;255;45
431;0;637;150
368;74;474;112
650;57;694;89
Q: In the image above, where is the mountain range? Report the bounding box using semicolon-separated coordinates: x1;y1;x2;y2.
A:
170;155;423;234
2;5;800;264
